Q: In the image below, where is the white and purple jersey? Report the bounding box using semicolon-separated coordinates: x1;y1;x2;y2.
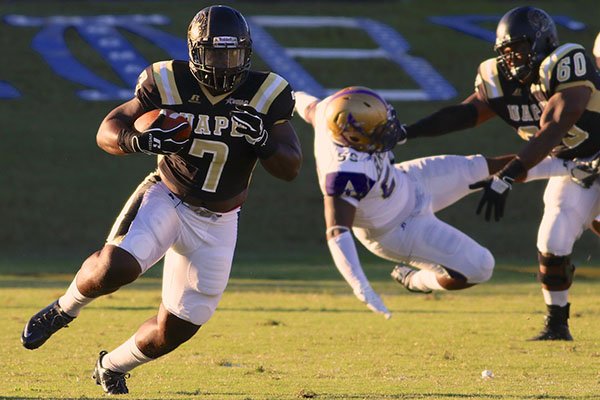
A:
310;95;413;230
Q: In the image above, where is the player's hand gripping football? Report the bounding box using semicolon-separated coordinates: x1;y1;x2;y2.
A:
231;105;269;146
133;110;190;155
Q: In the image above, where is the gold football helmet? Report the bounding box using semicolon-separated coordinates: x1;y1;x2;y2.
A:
325;86;404;153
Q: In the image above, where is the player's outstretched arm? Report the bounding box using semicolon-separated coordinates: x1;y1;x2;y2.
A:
324;196;391;319
405;93;495;139
294;91;320;126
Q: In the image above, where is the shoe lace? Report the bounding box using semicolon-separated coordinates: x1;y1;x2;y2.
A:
34;307;71;332
104;369;130;392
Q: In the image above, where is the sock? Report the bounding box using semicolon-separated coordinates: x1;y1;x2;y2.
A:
58;276;94;317
102;335;154;373
542;288;568;307
523;157;569;182
408;269;445;292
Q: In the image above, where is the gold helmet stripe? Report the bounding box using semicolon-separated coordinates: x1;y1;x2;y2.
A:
152;61;183;105
249;73;288;114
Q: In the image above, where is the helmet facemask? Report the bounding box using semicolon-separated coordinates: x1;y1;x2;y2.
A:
495;38;537;83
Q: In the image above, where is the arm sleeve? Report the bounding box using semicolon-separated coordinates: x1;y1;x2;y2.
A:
294;91;320;122
327;231;372;295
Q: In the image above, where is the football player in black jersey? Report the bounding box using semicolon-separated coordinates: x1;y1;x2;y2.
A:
20;5;301;394
405;6;600;341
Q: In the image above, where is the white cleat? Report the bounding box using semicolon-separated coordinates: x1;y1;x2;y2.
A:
354;287;392;319
391;265;432;294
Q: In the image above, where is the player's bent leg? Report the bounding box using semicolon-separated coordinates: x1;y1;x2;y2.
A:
20;246;141;351
76;245;142;297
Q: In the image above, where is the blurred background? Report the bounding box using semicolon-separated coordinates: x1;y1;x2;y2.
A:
1;0;598;277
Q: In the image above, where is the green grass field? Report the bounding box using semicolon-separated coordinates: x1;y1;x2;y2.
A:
1;1;599;399
3;264;600;399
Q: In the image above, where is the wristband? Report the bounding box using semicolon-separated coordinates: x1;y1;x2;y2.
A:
498;158;527;182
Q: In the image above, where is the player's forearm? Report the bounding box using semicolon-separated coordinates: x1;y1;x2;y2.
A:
261;141;302;181
516;126;566;169
327;231;371;293
405;103;478;138
96;117;131;156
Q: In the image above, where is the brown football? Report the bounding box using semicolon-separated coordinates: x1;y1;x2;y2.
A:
134;109;192;141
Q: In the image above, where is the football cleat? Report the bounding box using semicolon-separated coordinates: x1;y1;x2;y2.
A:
568;156;599;189
21;300;74;350
93;351;130;395
391;265;432;294
529;303;573;341
354;287;391;319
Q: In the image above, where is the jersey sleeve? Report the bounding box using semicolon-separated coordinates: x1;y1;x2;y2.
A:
134;64;162;110
539;44;598;94
248;72;295;127
593;33;600;58
474;58;504;102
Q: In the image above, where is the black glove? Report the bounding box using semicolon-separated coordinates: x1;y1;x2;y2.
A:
231;105;269;145
119;111;190;155
568;156;600;188
132;112;190;155
231;105;277;158
468;158;526;222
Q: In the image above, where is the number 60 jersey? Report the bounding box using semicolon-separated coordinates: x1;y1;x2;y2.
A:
475;43;600;160
135;60;294;202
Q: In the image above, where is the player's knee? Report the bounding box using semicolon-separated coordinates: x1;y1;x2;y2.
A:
188;303;217;326
83;246;141;292
537;251;575;290
468;249;495;283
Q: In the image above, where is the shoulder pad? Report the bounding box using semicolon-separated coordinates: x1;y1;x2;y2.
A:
539;43;588;91
248;72;292;115
475;58;504;99
142;60;184;106
325;171;374;200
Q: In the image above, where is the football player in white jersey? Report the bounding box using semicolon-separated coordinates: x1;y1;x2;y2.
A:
295;86;579;318
404;6;600;340
593;31;600;69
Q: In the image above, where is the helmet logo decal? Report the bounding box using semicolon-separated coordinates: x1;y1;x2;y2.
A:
213;36;239;48
528;9;551;39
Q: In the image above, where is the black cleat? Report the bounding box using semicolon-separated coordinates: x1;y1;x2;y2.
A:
93;350;130;395
21;300;74;350
529;303;574;341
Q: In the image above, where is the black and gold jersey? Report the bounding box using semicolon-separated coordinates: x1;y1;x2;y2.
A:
134;60;295;201
475;43;600;159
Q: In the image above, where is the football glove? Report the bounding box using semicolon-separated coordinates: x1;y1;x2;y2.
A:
469;158;526;222
354;287;392;319
131;112;190;155
231;105;269;146
568;156;599;189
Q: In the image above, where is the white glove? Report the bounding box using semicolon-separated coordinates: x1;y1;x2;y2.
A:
354;287;392;319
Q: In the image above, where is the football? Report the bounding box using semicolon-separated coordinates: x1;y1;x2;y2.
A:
134;109;192;141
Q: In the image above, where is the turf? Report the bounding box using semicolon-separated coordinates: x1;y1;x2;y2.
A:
3;264;600;399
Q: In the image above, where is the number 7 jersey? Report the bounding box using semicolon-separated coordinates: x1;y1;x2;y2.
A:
475;43;600;160
135;60;295;201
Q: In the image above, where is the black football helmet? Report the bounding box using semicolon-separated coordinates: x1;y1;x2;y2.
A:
494;6;559;83
188;5;252;94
